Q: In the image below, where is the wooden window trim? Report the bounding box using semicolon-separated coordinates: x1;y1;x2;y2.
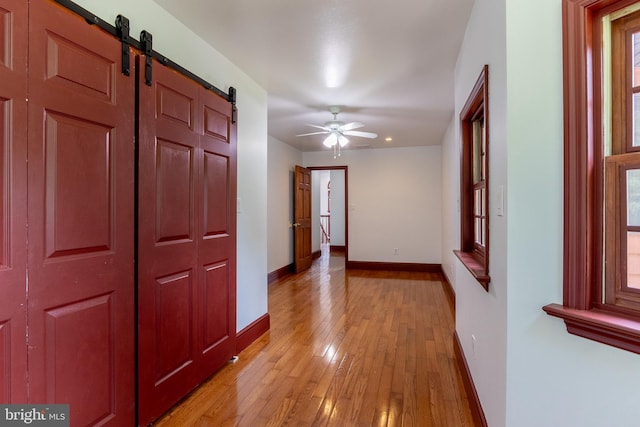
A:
455;64;490;291
542;0;640;354
605;156;640;311
607;10;640;311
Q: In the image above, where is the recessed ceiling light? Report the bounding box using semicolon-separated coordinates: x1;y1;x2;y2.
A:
385;137;393;142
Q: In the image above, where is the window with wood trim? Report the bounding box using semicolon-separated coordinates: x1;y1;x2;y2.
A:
455;65;490;291
606;7;640;314
543;0;640;354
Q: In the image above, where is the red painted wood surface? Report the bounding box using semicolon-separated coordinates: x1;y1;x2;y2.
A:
198;88;237;374
0;0;28;404
137;57;237;425
26;1;135;424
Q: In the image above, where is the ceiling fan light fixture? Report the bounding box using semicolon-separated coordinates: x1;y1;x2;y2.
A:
323;133;338;147
338;134;349;147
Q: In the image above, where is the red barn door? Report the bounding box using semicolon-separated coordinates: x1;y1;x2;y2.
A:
137;57;237;425
26;1;135;424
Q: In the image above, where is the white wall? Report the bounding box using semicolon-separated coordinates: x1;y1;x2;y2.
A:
503;0;640;426
73;0;269;332
447;0;509;425
311;170;322;254
303;146;442;264
441;118;459;289
319;171;330;214
445;0;640;426
267;136;302;272
329;170;345;246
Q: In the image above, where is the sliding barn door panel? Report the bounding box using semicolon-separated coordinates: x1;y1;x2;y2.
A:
27;1;134;424
0;0;28;403
138;57;237;425
138;58;200;425
198;90;236;370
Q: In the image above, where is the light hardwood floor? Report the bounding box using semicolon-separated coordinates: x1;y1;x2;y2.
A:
154;254;475;426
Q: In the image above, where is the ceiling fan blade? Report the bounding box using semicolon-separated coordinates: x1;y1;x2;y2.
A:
340;122;364;131
343;130;378;139
296;131;329;137
306;124;331;131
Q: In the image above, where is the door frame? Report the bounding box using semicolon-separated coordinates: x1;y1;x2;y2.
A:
308;166;349;264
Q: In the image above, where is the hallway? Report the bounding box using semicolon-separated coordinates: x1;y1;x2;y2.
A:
155;255;475;426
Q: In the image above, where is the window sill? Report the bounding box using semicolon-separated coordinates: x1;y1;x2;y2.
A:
543;303;640;354
454;250;490;291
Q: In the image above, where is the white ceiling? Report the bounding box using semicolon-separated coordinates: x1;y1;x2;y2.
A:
153;0;474;152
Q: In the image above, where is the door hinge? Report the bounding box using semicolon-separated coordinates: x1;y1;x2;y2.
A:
140;30;153;86
115;15;130;76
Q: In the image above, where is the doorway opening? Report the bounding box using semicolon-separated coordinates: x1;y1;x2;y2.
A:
309;166;348;263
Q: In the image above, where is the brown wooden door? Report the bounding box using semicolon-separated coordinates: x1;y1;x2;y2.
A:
0;0;28;404
26;1;135;424
294;165;312;273
138;56;237;425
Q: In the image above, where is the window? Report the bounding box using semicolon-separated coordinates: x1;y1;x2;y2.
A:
606;8;640;313
455;65;490;291
543;0;640;354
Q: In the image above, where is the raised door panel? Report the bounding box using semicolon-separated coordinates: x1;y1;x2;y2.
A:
44;112;113;258
27;1;134;424
45;31;114;103
0;322;10;402
202;261;230;350
155;139;195;243
154;270;194;385
0;0;28;404
203;152;229;237
44;295;115;426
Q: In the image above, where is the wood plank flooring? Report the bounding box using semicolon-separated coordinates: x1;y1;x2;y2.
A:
153;254;475;426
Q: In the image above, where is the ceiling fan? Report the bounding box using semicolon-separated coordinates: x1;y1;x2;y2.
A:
296;106;378;155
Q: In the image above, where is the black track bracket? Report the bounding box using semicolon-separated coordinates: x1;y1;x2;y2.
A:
115;15;130;76
140;30;153;86
229;87;237;124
